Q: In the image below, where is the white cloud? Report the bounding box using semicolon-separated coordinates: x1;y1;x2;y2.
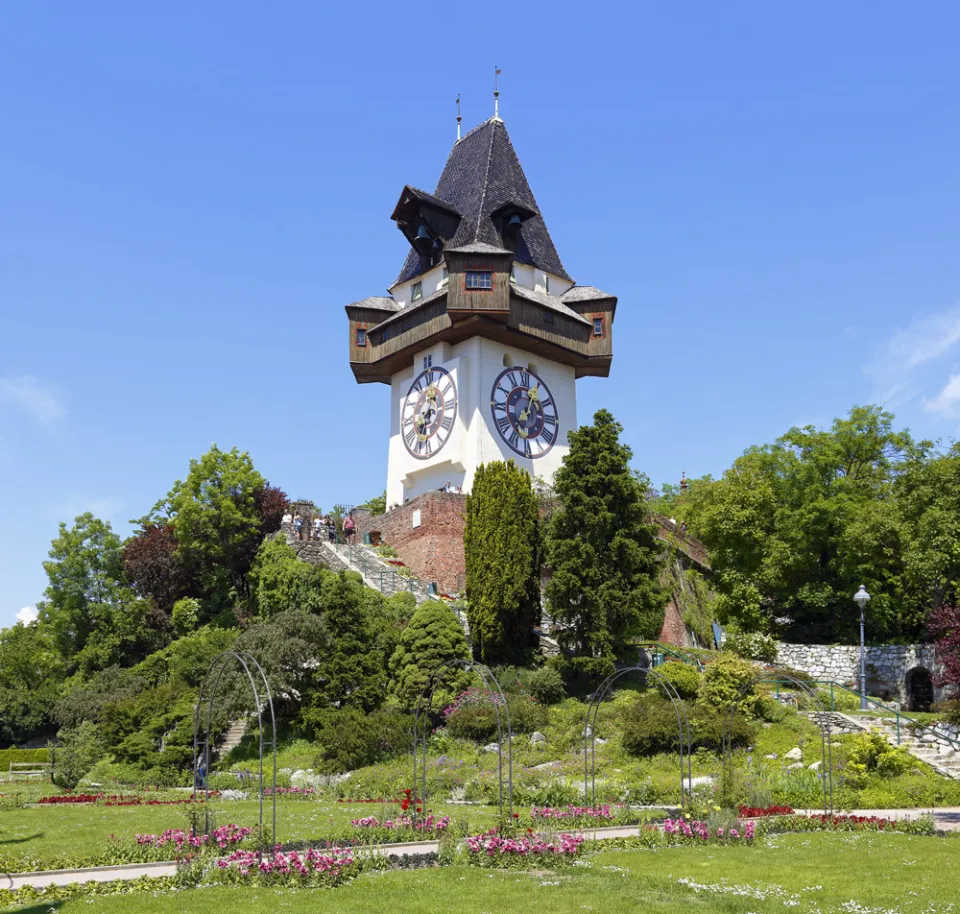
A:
0;375;66;426
866;303;960;409
923;374;960;418
16;605;39;625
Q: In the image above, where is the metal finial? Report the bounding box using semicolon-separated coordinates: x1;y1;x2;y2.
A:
493;66;501;120
456;93;462;141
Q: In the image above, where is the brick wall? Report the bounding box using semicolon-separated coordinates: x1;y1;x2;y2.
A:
657;595;688;647
353;491;467;594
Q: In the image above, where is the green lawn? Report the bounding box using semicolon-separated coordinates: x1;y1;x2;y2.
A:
3;832;956;913
0;799;500;870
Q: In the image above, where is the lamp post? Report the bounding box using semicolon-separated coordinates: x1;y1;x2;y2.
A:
853;586;871;710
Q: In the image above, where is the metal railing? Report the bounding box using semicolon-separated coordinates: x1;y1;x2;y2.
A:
768;678;960;753
637;642;707;671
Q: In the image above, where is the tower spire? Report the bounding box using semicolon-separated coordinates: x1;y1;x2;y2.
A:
493;66;502;121
456;93;462;141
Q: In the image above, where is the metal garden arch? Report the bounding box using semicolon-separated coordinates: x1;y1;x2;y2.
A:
413;659;512;826
193;650;278;845
584;665;694;808
720;670;835;815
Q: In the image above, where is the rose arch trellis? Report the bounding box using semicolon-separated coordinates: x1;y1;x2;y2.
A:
721;670;835;815
193;651;277;845
583;665;693;808
413;659;512;826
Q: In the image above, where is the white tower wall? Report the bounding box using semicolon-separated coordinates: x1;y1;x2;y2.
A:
386;338;577;508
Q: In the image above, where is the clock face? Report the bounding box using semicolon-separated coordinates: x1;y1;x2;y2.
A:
489;367;558;459
401;366;458;460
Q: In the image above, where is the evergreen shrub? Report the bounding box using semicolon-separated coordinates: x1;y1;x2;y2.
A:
525;666;566;704
302;709;414;774
620;695;754;755
0;748;50;766
445;695;548;743
655;661;702;700
698;653;762;714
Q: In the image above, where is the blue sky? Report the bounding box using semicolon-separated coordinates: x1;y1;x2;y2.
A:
2;2;959;627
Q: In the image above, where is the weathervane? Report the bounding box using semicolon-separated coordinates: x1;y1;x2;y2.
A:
493;66;501;120
456;93;462;141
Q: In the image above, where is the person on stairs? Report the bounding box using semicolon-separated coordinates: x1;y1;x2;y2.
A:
343;512;356;544
313;514;323;541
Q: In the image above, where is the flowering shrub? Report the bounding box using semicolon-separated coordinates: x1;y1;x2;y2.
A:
663;818;755;842
135;824;251;851
531;804;616;823
465;829;584;866
214;847;357;886
738;805;795;817
351;814;450;832
263;786;317;798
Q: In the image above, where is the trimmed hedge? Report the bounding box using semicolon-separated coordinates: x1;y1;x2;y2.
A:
0;748;50;766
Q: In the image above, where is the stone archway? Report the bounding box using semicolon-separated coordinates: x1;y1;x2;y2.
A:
906;667;934;712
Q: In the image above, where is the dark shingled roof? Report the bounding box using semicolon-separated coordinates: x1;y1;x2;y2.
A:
395;118;572;286
560;285;616;303
399;186;462;217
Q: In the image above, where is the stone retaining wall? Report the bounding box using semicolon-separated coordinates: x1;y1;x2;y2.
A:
775;642;942;706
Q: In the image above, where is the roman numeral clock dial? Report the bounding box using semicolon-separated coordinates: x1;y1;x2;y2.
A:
489;367;558;459
401;367;458;460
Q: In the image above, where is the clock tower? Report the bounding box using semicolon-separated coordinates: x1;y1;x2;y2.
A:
345;114;615;507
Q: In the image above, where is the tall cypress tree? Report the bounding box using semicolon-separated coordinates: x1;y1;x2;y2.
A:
464;461;541;665
545;409;666;661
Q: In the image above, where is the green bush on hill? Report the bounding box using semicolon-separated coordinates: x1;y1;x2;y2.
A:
698;653;761;714
300;708;413;774
655;660;702;700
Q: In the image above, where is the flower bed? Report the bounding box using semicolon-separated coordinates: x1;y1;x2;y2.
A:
738;804;795;818
135;824;251;851
761;813;934;834
214;847;357;886
263;786;317;798
530;804;617;823
663;818;756;841
38;792;220;806
465;830;584;866
351;814;450;833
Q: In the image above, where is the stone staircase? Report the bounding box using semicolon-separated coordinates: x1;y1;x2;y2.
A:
216;719;248;760
860;716;960;780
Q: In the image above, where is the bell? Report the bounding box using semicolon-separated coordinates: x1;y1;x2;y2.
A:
506;213;523;234
414;224;433;254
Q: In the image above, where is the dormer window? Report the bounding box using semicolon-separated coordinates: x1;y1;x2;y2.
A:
411;281;423;302
593;317;604;337
510;264;517;284
440;267;449;287
356;328;367;347
465;271;493;291
544;275;551;294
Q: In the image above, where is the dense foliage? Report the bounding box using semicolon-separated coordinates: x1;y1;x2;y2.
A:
464;461;542;665
658;406;960;643
546;410;667;661
388;600;471;711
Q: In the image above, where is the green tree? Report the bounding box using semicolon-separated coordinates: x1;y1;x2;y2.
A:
39;513;166;671
0;620;62;744
147;445;286;613
545;410;667;661
676;406;923;642
388;600;471;710
359;491;387;516
51;720;104;791
464;461;542;665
